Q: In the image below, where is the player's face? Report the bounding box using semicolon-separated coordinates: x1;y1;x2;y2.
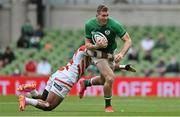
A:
97;11;109;26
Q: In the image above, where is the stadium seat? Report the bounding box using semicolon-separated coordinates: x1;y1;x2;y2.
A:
1;27;179;77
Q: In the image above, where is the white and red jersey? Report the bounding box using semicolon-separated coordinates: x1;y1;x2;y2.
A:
51;45;91;87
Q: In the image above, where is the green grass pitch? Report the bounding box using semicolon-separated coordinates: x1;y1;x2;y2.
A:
1;96;180;116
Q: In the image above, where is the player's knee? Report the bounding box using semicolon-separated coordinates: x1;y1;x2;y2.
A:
43;102;54;111
106;73;115;83
106;73;114;84
106;77;114;84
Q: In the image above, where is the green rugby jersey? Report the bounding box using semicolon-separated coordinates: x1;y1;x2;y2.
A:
85;17;126;53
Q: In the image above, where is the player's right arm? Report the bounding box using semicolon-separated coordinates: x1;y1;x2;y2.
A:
85;39;106;50
85;39;98;50
85;22;106;50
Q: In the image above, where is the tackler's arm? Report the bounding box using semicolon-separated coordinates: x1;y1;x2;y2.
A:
115;64;136;72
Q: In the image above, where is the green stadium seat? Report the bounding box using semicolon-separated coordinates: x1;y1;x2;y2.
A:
1;27;179;77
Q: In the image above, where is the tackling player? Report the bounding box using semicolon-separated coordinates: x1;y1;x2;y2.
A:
18;45;91;111
18;45;135;112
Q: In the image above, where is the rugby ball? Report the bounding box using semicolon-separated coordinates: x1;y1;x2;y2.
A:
92;32;108;44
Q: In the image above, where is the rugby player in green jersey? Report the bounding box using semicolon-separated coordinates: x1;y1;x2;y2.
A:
79;4;132;112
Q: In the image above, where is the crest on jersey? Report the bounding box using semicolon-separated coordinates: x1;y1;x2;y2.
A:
105;30;110;35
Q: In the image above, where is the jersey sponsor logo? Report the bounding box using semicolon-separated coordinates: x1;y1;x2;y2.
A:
105;30;110;35
54;82;63;91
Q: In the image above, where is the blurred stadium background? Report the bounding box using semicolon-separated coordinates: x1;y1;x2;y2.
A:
1;0;180;116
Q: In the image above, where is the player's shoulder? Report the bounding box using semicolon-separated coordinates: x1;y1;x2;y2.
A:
108;17;123;26
85;17;96;26
108;17;125;31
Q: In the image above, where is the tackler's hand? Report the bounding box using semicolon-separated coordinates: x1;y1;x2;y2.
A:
125;64;136;72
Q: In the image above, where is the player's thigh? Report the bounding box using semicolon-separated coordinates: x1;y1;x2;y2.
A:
46;91;64;109
47;81;71;108
96;59;114;78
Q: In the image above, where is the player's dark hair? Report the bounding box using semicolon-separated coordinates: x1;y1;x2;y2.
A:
97;4;108;14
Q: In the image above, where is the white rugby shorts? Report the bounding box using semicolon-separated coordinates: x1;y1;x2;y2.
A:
45;70;74;98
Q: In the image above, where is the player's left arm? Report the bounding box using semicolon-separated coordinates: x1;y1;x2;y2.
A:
112;20;132;62
115;32;132;62
114;32;132;62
